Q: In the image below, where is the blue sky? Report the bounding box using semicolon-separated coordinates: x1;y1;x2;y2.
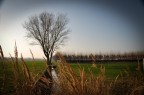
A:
0;0;144;58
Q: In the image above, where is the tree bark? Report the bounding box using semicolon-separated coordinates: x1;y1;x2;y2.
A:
44;57;52;80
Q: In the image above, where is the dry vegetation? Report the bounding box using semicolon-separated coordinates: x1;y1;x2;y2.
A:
0;45;144;95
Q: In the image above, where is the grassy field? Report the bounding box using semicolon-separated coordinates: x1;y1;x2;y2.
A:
0;60;140;80
70;61;140;78
0;59;143;95
24;60;140;78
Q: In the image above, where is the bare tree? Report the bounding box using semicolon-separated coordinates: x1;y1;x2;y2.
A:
23;12;69;69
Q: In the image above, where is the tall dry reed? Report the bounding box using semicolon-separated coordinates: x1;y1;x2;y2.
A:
52;53;144;95
52;53;111;95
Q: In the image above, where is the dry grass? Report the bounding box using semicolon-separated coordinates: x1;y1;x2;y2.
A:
52;53;144;95
0;43;53;95
0;45;144;95
52;53;109;95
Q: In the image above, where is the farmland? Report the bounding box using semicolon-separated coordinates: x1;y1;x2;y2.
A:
70;61;140;78
0;60;140;79
0;44;144;95
0;58;143;95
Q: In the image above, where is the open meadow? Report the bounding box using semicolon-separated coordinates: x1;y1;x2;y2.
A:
0;58;144;95
70;61;140;78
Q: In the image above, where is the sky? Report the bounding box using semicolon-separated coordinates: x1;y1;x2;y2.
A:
0;0;144;58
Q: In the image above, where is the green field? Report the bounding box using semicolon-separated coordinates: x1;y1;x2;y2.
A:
0;60;141;79
0;60;143;94
70;61;140;78
25;60;140;78
0;60;140;81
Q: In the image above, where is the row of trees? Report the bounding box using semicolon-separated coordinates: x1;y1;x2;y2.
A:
54;52;144;62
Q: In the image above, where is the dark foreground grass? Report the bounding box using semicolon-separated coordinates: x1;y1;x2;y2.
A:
0;59;48;95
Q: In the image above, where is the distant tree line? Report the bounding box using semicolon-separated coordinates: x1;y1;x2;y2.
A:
53;52;144;63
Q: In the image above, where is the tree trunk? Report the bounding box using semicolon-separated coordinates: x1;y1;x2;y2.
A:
44;57;52;80
43;58;53;95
